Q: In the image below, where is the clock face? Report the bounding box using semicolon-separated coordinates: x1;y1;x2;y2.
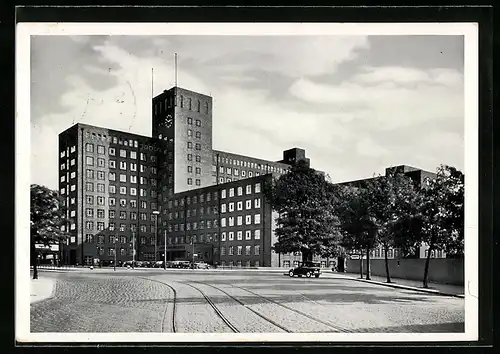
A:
165;114;173;128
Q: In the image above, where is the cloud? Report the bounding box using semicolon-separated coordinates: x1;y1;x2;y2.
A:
30;35;464;191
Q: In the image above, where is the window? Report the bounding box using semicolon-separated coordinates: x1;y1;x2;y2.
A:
236;187;243;196
86;182;94;192
195;131;201;139
237;216;243;226
241;170;246;177
97;171;105;180
245;245;251;256
86;143;94;153
255;183;261;193
196;155;201;162
229;202;234;212
228;246;234;256
70;158;75;166
120;161;127;170
108;222;115;231
109;147;115;156
187;142;192;149
85;221;94;230
234;169;239;176
246;185;252;195
245;200;252;210
195;167;201;175
130;187;137;196
187;117;192;124
97;196;105;205
109;185;116;194
109;210;115;219
108;172;116;181
221;218;226;227
195;179;201;186
195;119;201;127
86;156;94;166
245;230;251;240
60;163;65;170
221;189;226;199
195;143;201;150
227;167;232;175
254;230;260;240
254;214;261;224
109;160;116;168
120;186;127;195
237;231;243;240
119;149;126;158
229;188;234;197
237;246;242;255
97;145;105;155
60;188;66;195
254;245;260;255
254;198;261;208
237;201;243;211
221;247;226;255
187;129;192;137
229;232;234;241
130;151;137;159
245;215;252;225
187;154;193;161
86;208;94;217
85;234;93;243
187;178;193;185
97;184;105;193
86;169;94;179
140;152;146;161
228;217;234;226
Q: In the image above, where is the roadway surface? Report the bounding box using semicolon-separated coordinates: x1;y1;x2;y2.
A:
30;269;464;333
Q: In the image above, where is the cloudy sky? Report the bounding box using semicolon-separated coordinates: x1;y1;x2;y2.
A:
30;34;464;190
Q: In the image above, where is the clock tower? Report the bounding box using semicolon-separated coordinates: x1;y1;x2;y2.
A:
152;86;213;194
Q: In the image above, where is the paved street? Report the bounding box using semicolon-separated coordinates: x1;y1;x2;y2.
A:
30;270;464;333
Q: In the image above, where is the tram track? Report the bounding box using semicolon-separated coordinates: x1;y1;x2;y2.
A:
136;276;177;333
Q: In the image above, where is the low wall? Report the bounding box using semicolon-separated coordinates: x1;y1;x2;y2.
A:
346;258;464;286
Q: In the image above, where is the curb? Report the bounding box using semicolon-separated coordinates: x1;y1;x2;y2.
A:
30;278;57;304
350;277;465;298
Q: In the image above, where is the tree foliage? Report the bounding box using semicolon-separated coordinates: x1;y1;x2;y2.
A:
30;184;70;278
413;165;464;287
264;160;343;262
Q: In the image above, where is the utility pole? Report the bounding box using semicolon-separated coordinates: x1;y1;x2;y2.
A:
192;238;195;269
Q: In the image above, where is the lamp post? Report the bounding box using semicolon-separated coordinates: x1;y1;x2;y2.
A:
113;235;117;271
163;229;167;270
132;231;135;269
191;237;195;269
153;210;160;262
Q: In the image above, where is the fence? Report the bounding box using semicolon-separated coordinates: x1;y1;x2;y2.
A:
345;258;464;286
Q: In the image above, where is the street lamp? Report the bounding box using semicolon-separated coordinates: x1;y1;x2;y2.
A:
153;210;160;262
163;229;167;270
113;235;117;271
132;231;135;269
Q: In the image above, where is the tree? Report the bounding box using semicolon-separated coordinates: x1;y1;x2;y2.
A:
264;160;343;263
336;184;377;279
415;165;464;288
31;184;69;279
368;172;420;283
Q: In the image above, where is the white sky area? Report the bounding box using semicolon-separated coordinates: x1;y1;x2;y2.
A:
30;34;464;190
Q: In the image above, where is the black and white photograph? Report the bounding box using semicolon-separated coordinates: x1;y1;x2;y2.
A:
16;22;478;342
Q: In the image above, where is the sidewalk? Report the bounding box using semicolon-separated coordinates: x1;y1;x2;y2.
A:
338;272;465;298
30;276;56;304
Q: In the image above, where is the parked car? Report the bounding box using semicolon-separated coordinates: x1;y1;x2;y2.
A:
190;262;210;269
153;261;164;268
289;261;321;278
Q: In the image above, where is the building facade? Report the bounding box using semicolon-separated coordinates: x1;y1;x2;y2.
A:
58;85;438;267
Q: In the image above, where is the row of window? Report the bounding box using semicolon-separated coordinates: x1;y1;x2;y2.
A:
215;155;288;172
221;184;261;198
187;141;202;150
84;221;156;233
221;230;261;241
85;208;158;221
213;165;261;179
167;198;261;220
220;245;260;256
166;218;227;232
60;146;76;158
220;260;260;267
85;183;157;198
168;233;219;244
187;154;202;162
187;166;202;175
86;196;157;210
154;95;209;115
187;129;202;139
86;157;157;169
187;178;201;186
221;214;261;227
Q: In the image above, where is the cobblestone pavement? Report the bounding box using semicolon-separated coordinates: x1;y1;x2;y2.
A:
30;270;464;333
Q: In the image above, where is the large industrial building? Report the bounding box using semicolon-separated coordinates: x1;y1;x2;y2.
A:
58;86;439;268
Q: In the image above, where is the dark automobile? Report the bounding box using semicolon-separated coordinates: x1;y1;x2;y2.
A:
288;261;321;278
